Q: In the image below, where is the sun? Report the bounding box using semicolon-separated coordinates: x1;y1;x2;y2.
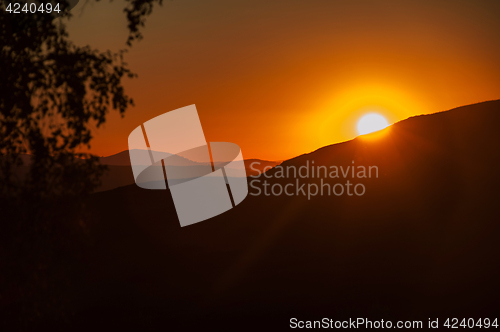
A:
357;113;389;135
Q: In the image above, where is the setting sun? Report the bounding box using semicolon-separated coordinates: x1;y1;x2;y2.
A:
357;113;389;135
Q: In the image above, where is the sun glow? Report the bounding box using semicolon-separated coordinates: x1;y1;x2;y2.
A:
357;113;389;135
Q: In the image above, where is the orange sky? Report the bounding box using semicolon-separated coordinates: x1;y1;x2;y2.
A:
67;0;500;160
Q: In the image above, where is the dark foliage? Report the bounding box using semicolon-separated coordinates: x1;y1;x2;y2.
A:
0;0;162;327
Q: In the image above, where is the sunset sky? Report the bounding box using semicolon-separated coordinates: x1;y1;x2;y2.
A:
67;0;500;160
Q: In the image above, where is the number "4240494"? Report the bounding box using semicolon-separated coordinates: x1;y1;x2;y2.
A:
444;318;498;329
5;2;61;14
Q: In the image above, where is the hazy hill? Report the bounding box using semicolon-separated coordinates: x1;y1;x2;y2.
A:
99;149;202;166
97;151;279;192
28;100;500;330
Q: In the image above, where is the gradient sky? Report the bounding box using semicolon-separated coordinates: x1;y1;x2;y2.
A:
67;0;500;160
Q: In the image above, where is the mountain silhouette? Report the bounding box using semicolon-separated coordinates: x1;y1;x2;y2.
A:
97;150;279;192
100;149;203;166
20;100;500;330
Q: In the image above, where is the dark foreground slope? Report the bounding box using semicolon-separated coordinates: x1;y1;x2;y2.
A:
37;101;500;330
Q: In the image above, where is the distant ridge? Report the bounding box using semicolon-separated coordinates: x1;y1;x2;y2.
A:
96;150;280;192
99;149;199;166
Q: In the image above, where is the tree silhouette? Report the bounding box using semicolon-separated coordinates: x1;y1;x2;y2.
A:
0;0;162;327
1;0;162;200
